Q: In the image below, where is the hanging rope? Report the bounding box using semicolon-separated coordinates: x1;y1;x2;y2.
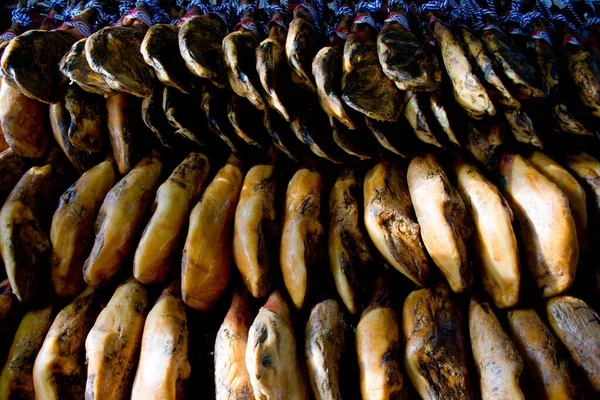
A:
326;5;353;40
137;0;158;7
82;0;107;24
119;1;135;16
59;1;103;36
188;0;210;14
266;4;288;30
214;1;234;21
467;0;499;29
481;0;497;19
354;1;382;30
584;0;596;13
11;7;33;27
562;0;583;28
550;12;579;32
237;2;255;17
418;0;450;16
104;12;119;26
389;0;409;14
281;0;289;13
254;0;269;37
294;0;324;34
499;0;522;24
519;11;544;28
463;0;481;29
134;0;171;24
536;0;552;20
314;0;324;30
459;0;478;28
355;0;381;13
119;0;154;26
584;16;600;27
450;7;469;25
50;0;67;12
266;4;287;19
234;3;262;37
150;4;171;23
333;0;341;13
578;0;600;28
207;1;233;30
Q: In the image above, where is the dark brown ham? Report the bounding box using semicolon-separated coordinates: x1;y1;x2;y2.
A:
313;46;356;129
403;283;473;399
426;11;495;119
141;23;198;94
289;98;347;163
480;16;546;101
286;0;322;92
377;3;437;92
465;121;504;173
0;82;50;159
179;10;229;88
402;91;445;148
162;86;224;152
64;84;105;152
262;108;306;162
227;94;270;148
50;99;100;173
2;30;76;103
364;117;416;157
201;88;245;154
364;160;431;285
0;148;27;206
222;2;265;110
329;168;372;315
330;116;376;160
0;2;35;88
429;91;460;146
0;156;70;302
565;39;600;118
86;26;155;97
1;6;100;104
504;108;543;148
457;24;520;109
342;11;401;121
552;103;594;136
141;83;178;149
256;3;292;121
529;17;558;95
306;299;351;399
60;38;117;97
313;6;356;129
107;93;141;175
